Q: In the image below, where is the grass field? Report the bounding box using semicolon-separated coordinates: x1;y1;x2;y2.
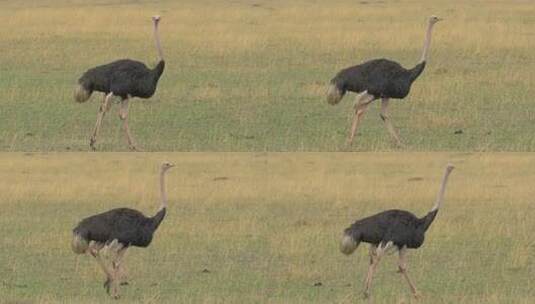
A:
0;153;533;303
0;0;534;151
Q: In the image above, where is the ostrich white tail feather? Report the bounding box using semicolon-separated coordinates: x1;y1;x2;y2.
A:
71;232;89;254
340;233;359;255
327;83;344;105
74;85;91;103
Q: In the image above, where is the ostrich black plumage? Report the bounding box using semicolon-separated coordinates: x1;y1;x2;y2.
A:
72;162;174;299
327;16;443;147
340;164;454;300
74;15;165;151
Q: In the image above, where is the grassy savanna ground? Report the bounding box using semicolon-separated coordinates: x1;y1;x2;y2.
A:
0;153;533;303
0;0;534;151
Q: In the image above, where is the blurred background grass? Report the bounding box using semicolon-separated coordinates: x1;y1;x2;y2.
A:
0;152;534;303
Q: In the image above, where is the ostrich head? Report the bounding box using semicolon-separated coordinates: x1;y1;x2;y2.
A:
161;161;175;172
429;15;443;24
152;15;161;24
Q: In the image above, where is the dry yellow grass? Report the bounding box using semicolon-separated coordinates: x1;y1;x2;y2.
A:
0;0;533;151
0;152;533;303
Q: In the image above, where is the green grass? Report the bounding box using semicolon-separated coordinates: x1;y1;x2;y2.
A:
0;0;534;151
0;153;533;303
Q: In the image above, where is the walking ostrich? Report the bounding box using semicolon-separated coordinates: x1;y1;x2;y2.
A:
74;15;165;151
340;164;454;300
327;16;443;147
71;162;174;299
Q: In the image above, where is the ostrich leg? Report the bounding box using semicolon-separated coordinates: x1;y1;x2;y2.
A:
90;92;113;150
112;247;129;285
347;91;375;146
119;98;140;151
88;242;119;299
397;247;420;299
380;98;403;147
363;241;392;300
363;245;378;300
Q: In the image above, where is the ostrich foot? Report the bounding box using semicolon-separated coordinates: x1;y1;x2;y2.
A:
389;134;404;148
128;144;143;152
103;278;120;299
394;140;405;149
89;138;97;151
103;278;111;293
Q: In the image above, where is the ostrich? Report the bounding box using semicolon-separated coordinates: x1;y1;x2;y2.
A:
327;16;443;147
71;162;174;299
74;15;165;151
340;164;454;300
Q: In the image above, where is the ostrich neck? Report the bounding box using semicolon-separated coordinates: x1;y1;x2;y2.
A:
419;22;435;64
159;168;167;211
431;169;452;212
153;22;164;61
